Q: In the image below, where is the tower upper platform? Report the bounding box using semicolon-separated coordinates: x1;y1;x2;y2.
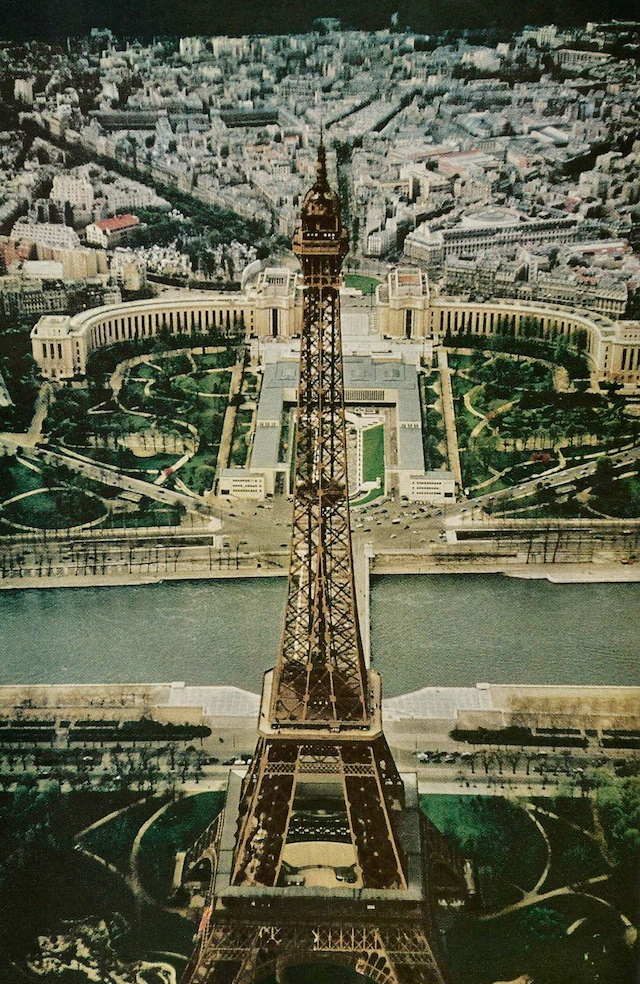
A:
292;144;348;266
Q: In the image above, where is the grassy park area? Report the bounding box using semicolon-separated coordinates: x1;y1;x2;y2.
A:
27;342;256;517
1;487;106;530
447;349;640;511
343;274;381;295
230;407;254;467
0;453;116;531
350;423;385;503
174;369;232;396
0;456;45;499
421;789;637;984
80;796;166;872
419;372;447;470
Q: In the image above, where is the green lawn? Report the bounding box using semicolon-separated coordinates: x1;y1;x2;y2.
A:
174;370;231;396
421;370;439;388
130;452;181;473
451;373;475;400
230;408;254;467
447;353;639;495
105;411;151;434
242;372;260;395
178;450;218;494
353;486;384;505
131;363;160;380
157;354;193;377
419;381;446;470
362;424;384;485
80;796;166;872
72;446;179;476
591;475;640;518
443;903;609;984
343;274;381;295
489;493;592;519
470;385;512;416
562;443;618;462
0;459;45;501
101;503;183;529
192;351;237;370
536;811;608;891
420;794;632;984
2;488;106;529
120;379;148;405
117;370;227;493
447;353;475;370
38;347;238;524
469;473;511;497
137;792;225;901
420;794;548;909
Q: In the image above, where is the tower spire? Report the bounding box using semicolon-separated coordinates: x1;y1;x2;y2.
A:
316;139;327;188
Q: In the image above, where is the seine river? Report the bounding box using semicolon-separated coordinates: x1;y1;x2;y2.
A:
1;575;638;693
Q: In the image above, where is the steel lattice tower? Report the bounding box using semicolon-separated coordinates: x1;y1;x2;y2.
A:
180;147;465;984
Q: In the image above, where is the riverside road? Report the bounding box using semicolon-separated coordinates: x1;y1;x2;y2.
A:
1;489;639;587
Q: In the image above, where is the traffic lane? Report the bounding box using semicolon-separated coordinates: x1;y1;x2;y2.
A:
472;444;640;506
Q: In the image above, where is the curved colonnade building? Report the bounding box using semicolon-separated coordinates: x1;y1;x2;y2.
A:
31;265;640;390
31;267;301;380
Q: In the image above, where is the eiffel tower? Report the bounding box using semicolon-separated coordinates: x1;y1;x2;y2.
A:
181;146;466;984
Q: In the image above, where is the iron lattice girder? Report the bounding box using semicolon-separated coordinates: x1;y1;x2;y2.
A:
271;284;369;726
230;735;407;891
200;923;443;960
192;919;448;984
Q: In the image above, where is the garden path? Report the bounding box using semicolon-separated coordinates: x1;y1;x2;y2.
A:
463;387;485;422
129;798;183;910
75;794;155;841
0;379;52;448
477;872;610;921
476;800;636;944
524;804;552;895
530;804;611;858
436;347;462;488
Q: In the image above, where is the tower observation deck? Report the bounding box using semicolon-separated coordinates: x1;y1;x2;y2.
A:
180;146;466;984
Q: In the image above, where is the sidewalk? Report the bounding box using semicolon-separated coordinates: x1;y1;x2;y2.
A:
436;347;463;489
418;778;565;797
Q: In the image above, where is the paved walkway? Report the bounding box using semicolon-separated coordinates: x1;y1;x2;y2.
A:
0;379;52;449
27;380;52;445
436;347;463;489
215;361;244;476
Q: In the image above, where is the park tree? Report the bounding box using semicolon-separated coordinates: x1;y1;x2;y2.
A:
0;782;73;957
593;773;640;863
593;455;616;495
603;379;624;401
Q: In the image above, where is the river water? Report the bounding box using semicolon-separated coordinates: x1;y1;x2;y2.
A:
1;574;638;693
5;574;640;696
